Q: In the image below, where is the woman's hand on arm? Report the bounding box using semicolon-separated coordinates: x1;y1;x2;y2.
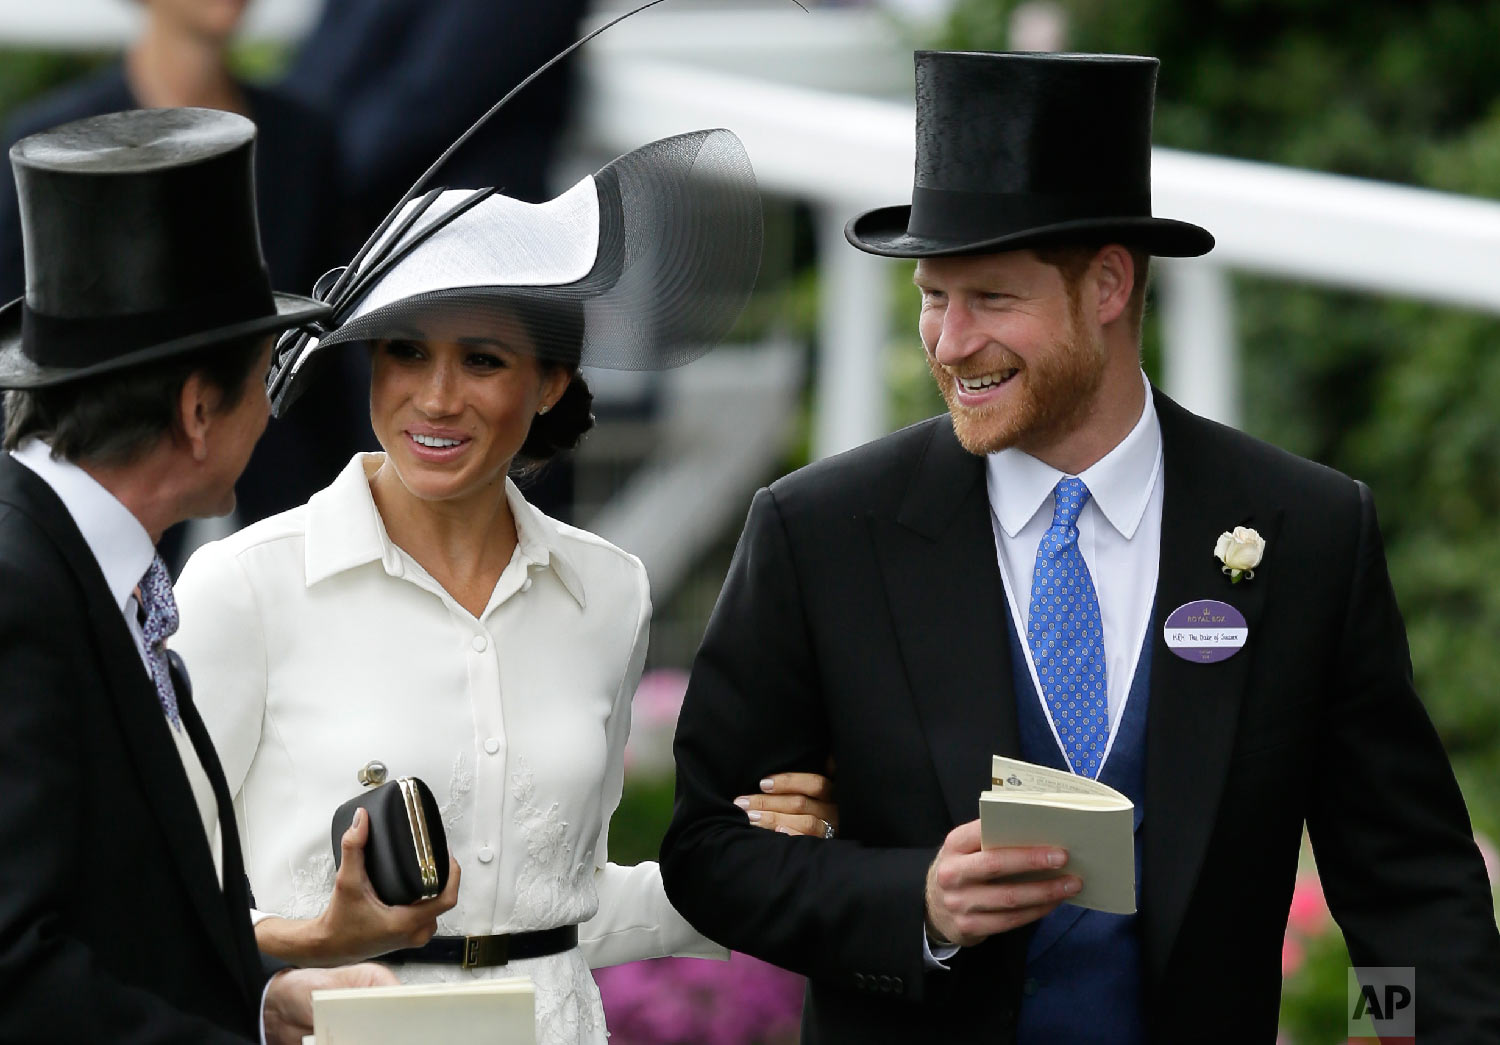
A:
735;758;839;839
254;808;461;967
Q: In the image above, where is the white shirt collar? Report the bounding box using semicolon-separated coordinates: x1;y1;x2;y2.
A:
304;452;586;607
986;371;1162;540
11;439;156;613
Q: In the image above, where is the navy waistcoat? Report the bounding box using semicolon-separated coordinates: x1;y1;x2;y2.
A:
1004;598;1152;1045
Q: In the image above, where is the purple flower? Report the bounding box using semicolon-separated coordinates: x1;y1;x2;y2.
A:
596;953;804;1045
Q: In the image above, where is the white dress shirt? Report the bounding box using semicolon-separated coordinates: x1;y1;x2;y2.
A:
925;373;1163;967
12;440;223;883
986;370;1164;762
171;453;722;1045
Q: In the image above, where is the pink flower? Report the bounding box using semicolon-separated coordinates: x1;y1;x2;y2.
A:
633;669;690;729
1476;833;1498;886
1286;874;1330;937
1282;871;1329;980
1281;935;1305;977
623;669;693;776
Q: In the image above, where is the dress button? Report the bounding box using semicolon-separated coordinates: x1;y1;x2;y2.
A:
1024;977;1038;996
471;634;489;652
520;578;532;593
484;737;500;755
853;973;866;989
477;846;494;864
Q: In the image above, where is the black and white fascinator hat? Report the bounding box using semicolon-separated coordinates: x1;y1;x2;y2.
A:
267;3;764;418
269;130;760;415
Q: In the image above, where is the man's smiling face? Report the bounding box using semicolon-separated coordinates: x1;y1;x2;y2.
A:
915;249;1107;458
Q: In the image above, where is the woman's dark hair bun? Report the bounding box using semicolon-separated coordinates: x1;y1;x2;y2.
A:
518;372;594;463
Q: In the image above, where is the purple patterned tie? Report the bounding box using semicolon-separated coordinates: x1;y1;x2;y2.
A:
137;555;181;728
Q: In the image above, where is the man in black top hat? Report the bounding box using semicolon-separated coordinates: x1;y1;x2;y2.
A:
0;1;372;554
0;108;396;1042
661;52;1500;1043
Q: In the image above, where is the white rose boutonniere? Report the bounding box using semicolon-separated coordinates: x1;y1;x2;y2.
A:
1214;526;1265;584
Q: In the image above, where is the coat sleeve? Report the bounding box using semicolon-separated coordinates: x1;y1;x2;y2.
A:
0;538;253;1043
579;559;725;968
660;487;936;1000
1308;481;1500;1040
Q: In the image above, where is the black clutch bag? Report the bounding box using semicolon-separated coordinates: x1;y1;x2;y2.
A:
331;768;450;907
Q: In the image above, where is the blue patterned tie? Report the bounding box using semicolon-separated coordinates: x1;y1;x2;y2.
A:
1027;478;1108;778
138;555;181;728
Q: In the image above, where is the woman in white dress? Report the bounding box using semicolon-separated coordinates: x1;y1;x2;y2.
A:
170;130;836;1045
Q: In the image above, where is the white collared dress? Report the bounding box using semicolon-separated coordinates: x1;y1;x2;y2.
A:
172;454;720;1045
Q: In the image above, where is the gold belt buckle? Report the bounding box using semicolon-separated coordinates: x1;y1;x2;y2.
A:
462;934;510;969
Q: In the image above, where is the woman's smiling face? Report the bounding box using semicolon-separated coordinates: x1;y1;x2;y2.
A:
369;312;569;506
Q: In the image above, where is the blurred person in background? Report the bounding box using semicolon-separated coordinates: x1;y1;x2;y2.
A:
0;0;371;560
282;0;590;227
662;51;1500;1043
0;0;342;301
0;107;392;1045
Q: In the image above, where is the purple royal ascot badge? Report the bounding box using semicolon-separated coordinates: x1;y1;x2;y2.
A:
1164;599;1248;664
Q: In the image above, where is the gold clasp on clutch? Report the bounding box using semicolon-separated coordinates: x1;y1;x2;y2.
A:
397;778;441;898
358;760;388;787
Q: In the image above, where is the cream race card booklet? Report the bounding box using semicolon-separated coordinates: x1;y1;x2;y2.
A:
979;755;1136;915
308;977;535;1044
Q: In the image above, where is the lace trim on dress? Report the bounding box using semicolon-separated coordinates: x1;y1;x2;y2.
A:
396;951;606;1045
510;757;596;930
286;850;336;921
439;749;474;838
531;951;607;1045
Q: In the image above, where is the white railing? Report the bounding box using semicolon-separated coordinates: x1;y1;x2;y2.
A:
10;2;1500;451
576;50;1500;449
0;0;316;46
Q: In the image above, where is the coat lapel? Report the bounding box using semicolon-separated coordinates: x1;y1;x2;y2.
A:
1140;393;1281;984
0;457;252;997
869;420;1022;827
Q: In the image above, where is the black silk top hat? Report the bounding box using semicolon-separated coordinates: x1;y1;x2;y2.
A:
845;51;1214;259
0;108;330;389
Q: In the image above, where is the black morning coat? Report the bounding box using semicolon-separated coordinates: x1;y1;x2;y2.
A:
661;388;1500;1043
0;455;270;1041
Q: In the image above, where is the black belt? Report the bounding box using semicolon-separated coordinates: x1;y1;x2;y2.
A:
377;926;578;969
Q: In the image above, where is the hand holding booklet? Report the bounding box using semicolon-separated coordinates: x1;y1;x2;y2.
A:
979;755;1136;915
